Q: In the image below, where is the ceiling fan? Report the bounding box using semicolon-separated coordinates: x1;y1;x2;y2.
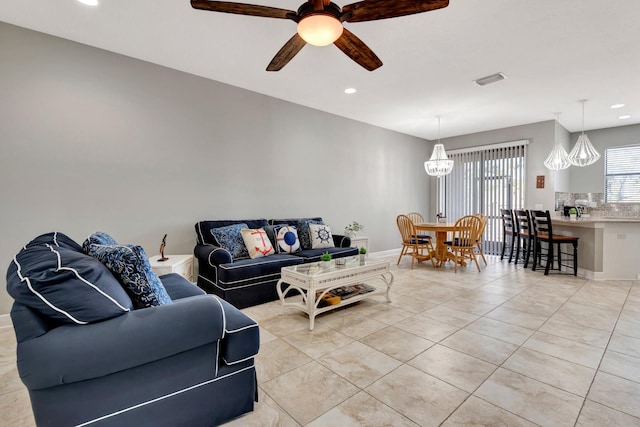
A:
190;0;449;71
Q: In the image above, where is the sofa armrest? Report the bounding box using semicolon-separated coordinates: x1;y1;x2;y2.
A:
195;243;233;266
218;297;260;364
333;234;352;248
17;295;226;390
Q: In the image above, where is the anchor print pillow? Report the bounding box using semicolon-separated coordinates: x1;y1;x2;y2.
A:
241;228;276;259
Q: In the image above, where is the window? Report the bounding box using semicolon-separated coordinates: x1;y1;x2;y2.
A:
605;145;640;203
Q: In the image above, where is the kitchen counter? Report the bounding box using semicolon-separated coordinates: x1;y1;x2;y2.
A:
550;217;640;280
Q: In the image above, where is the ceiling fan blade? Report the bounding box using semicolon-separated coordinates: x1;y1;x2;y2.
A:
342;0;449;23
191;0;296;20
266;34;307;71
333;28;382;71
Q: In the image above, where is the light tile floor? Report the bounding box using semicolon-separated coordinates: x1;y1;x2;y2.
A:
2;254;640;426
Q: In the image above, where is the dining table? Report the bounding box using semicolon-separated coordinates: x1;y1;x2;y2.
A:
415;222;464;267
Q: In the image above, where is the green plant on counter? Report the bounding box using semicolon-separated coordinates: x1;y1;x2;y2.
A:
569;208;577;215
320;252;332;262
359;247;367;255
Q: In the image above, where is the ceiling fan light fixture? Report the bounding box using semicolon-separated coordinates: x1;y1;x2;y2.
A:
297;14;343;46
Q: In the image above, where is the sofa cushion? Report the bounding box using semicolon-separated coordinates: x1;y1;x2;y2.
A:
25;231;83;252
217;254;304;291
293;246;359;263
196;219;269;245
295;219;324;250
274;225;301;254
81;232;119;252
6;243;133;325
211;223;250;260
86;244;172;309
241;228;275;259
309;223;335;249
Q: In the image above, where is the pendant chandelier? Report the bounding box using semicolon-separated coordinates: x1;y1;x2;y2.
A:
544;113;571;171
568;100;600;167
424;116;454;177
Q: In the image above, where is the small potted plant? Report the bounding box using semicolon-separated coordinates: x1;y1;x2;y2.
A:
569;207;578;221
359;247;367;263
344;221;364;238
320;251;332;266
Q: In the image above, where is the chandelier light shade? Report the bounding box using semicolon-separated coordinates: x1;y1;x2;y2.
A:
544;144;571;170
425;116;454;177
297;15;343;46
568;100;601;167
544;113;571;171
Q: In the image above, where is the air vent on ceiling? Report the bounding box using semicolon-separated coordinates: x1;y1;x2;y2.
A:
474;72;507;86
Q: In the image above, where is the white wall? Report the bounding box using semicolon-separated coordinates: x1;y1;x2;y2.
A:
0;22;431;314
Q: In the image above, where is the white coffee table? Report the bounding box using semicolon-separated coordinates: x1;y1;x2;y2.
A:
276;256;393;330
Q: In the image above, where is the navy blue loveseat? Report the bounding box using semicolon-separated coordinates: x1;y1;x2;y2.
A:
7;232;259;427
194;217;358;308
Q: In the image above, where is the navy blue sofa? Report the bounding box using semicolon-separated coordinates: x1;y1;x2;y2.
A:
7;233;259;427
194;217;358;309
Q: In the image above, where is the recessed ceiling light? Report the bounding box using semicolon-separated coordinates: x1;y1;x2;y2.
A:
344;88;356;94
611;103;626;109
619;115;631;120
473;72;507;86
78;0;99;5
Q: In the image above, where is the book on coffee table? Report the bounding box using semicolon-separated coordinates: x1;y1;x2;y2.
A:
330;283;376;299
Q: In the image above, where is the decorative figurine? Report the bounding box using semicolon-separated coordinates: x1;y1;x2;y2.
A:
158;234;169;262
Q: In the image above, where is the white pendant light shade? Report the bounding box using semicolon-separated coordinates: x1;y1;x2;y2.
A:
568;134;600;166
544;144;571;170
544;113;571;171
568;100;600;167
424;144;454;176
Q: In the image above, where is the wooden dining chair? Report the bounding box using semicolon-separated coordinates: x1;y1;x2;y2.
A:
444;215;482;273
406;212;431;239
499;209;517;262
473;213;488;265
396;214;436;269
530;210;579;276
513;209;534;268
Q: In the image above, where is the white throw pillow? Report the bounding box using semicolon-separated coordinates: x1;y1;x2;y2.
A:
275;225;301;254
241;228;275;259
309;223;335;249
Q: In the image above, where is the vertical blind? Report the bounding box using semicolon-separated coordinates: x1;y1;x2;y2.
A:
439;140;528;255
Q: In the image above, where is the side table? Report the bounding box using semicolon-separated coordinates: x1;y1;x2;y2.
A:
350;235;369;252
149;254;194;282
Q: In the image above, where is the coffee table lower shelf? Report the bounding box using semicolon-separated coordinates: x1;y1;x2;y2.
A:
276;259;393;330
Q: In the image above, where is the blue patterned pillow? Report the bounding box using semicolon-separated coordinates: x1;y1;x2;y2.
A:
210;223;249;260
6;243;133;324
86;244;172;309
82;232;119;253
296;219;324;250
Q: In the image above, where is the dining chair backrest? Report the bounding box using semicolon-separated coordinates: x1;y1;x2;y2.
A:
514;209;533;237
396;214;416;244
530;210;553;237
500;209;515;234
453;215;482;247
474;213;487;238
406;212;425;224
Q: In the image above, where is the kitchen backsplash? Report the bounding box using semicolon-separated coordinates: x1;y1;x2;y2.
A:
555;192;640;218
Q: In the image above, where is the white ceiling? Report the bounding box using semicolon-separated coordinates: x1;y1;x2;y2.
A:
2;0;639;140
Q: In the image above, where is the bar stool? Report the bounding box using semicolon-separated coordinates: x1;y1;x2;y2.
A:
513;209;534;268
499;209;517;262
530;210;579;276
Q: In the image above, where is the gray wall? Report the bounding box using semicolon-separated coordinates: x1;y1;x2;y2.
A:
0;22;431;315
432;121;558;212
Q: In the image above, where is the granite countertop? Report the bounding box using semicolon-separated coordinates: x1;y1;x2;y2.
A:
552;216;640;224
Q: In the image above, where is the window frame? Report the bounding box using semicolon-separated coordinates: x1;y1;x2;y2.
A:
604;143;640;203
